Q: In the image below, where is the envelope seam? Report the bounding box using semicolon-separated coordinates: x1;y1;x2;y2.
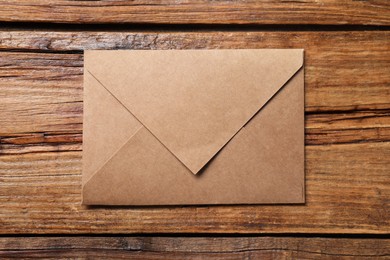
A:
83;125;144;188
86;69;202;174
86;69;145;129
83;70;145;186
242;66;303;129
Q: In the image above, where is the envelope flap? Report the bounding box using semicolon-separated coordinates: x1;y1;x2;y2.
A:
85;49;303;174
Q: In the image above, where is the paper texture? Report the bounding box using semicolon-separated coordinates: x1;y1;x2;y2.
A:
82;49;304;205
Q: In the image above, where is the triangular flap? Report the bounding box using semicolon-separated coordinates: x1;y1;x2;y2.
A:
86;49;303;174
82;126;191;205
82;70;142;184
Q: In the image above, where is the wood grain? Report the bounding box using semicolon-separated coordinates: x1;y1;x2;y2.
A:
0;30;389;113
1;110;390;155
0;0;389;26
0;236;389;259
0;30;389;234
1;31;389;148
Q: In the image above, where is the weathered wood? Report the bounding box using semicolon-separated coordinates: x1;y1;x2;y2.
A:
1;109;390;155
306;110;390;145
0;236;389;259
0;30;389;113
0;142;388;234
0;0;389;26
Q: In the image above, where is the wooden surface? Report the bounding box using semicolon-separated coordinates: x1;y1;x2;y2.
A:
0;0;389;25
0;0;389;258
0;30;389;235
1;236;389;259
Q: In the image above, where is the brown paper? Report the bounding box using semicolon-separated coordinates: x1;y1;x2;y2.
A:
82;49;305;205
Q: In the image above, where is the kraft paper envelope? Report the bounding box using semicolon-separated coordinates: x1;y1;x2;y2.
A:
82;49;304;205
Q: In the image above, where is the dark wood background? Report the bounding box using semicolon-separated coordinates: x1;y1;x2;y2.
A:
0;0;389;258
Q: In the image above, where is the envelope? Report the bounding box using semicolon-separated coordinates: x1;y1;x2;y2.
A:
82;49;304;205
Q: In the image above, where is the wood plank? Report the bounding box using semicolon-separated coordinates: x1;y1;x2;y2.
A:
306;110;390;145
0;30;389;114
0;142;389;234
0;0;389;26
1;109;390;155
0;236;389;259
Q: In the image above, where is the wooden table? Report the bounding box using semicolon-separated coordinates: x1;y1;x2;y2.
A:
0;1;389;258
